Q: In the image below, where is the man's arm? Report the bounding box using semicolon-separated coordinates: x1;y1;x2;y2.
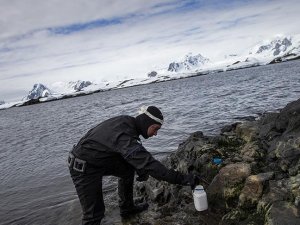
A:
116;135;186;185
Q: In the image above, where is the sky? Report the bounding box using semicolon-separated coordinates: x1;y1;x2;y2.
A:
0;0;300;102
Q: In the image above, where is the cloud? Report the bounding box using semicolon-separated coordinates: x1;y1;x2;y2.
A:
0;0;300;101
0;0;188;39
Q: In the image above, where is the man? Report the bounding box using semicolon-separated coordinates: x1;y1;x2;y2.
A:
68;105;199;225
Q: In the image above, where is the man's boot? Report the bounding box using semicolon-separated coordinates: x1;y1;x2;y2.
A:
120;202;149;218
118;175;149;218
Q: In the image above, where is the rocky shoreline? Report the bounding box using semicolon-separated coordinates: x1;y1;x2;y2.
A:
114;98;300;225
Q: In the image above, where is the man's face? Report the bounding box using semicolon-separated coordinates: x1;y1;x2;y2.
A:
147;124;161;137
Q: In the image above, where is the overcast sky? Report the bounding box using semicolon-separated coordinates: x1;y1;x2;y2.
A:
1;0;300;102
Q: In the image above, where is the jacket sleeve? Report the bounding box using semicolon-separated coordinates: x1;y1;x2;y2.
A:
116;134;186;185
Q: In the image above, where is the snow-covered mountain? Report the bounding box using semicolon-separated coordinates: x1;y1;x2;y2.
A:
51;80;93;94
24;83;52;100
161;35;300;75
224;35;300;69
1;35;300;110
252;37;292;56
248;35;300;61
268;37;300;63
68;80;92;91
22;81;92;101
168;53;210;72
0;100;5;105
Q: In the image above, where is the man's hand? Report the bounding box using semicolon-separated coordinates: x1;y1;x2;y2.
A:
184;173;201;190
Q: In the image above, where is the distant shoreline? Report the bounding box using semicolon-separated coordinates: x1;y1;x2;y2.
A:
1;57;299;111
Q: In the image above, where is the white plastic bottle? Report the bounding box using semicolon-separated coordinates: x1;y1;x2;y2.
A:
192;185;208;211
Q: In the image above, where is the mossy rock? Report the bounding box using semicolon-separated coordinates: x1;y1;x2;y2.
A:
220;209;264;225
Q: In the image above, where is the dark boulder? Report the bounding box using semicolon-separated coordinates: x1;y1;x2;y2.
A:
147;71;157;77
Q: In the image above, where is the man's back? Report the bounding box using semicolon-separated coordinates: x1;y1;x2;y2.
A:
72;115;139;164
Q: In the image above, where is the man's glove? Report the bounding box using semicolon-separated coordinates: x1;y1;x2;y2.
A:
183;173;201;190
136;174;149;182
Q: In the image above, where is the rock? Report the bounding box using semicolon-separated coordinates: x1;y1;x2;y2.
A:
238;172;274;208
295;196;300;207
256;37;292;56
62;80;93;92
208;163;251;190
275;138;300;159
265;201;300;225
220;123;240;133
147;71;157;77
236;122;259;142
289;159;300;176
277;98;300;133
150;186;164;201
233;116;256;121
25;83;52;100
257;179;290;213
117;79;134;87
22;98;41;106
167;53;210;72
232;60;241;65
220;209;246;225
290;174;300;199
168;62;181;72
220;209;264;225
240;142;265;162
207;163;251;208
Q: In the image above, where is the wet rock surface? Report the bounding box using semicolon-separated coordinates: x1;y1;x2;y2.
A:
104;98;300;224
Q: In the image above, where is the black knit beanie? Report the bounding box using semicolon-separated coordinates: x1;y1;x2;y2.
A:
135;106;164;139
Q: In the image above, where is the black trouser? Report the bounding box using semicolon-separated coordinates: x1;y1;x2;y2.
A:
69;154;135;225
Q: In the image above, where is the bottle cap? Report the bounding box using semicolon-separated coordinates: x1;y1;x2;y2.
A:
213;157;222;165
